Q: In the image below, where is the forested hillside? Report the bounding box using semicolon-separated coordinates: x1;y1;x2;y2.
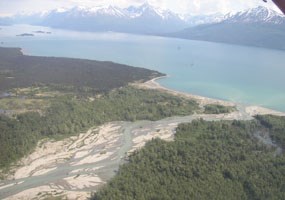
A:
93;115;285;200
166;23;285;51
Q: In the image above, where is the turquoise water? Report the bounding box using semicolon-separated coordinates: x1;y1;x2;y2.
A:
1;25;285;111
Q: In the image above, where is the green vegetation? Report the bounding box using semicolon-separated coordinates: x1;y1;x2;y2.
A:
0;86;67;116
256;115;285;148
0;97;48;112
0;47;162;93
0;86;199;170
204;104;236;114
93;116;285;200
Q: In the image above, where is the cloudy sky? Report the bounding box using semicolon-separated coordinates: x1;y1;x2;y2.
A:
0;0;279;16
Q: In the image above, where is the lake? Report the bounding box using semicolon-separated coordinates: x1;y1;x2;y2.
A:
1;24;285;112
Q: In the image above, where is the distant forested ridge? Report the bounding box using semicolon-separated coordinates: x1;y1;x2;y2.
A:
165;23;285;51
93;115;285;200
0;47;162;93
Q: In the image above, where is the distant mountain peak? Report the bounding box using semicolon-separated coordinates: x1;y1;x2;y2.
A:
182;12;225;26
48;5;127;18
95;6;126;17
224;6;285;24
124;3;177;19
139;2;154;10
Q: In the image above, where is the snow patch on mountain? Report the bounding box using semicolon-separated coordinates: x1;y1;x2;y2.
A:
224;6;285;24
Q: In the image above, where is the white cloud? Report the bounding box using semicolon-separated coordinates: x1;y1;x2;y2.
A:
0;0;281;16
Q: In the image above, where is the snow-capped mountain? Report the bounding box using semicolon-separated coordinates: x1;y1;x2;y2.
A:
35;3;186;34
166;6;285;51
1;5;284;35
54;6;127;18
38;3;223;30
224;6;285;24
125;3;181;20
180;6;285;26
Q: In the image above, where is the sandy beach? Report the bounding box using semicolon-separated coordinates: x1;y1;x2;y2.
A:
134;77;285;116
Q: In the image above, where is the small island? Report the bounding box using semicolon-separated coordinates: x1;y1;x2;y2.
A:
16;33;34;37
33;30;52;34
34;30;45;33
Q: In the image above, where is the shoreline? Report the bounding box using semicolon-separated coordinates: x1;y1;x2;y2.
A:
135;76;285;117
5;45;285;116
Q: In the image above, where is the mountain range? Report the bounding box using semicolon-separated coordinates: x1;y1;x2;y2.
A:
0;3;229;33
167;6;285;50
1;4;285;50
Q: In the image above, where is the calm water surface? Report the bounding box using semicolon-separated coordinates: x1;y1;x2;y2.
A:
1;25;285;111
